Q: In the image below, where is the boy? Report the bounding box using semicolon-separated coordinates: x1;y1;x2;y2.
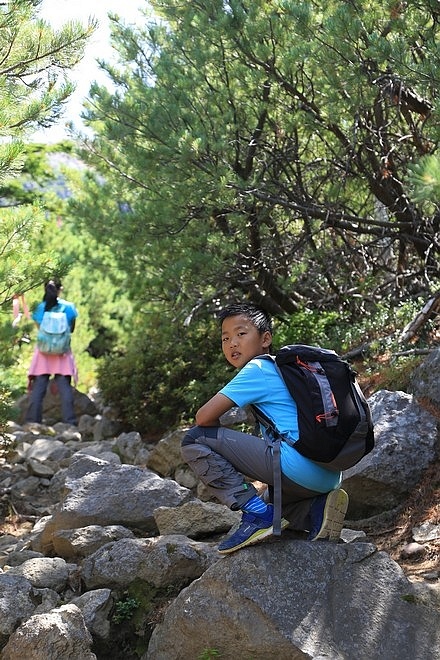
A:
181;303;348;554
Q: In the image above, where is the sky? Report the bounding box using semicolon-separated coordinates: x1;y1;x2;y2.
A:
33;0;147;142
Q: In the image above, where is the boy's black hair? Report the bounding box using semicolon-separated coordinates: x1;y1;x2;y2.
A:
218;303;273;335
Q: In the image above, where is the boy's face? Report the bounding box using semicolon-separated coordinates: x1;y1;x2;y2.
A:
221;314;272;369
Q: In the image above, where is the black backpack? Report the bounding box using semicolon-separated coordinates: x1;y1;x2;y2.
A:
252;344;375;471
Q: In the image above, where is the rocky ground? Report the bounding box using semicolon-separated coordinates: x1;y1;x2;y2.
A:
1;375;439;586
360;458;440;582
1;450;439;584
353;360;440;582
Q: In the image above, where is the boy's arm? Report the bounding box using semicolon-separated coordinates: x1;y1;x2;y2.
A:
195;393;235;426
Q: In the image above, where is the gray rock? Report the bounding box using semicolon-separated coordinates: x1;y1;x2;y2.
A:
0;573;36;643
70;589;113;639
174;464;198;489
27;458;56;478
0;549;44;568
31;454;193;554
1;377;439;660
92;413;123;441
412;521;440;542
52;524;135;559
0;603;96;660
146;541;440;660
342;390;439;518
26;437;72;464
400;542;426;559
154;500;240;538
114;431;144;463
6;557;77;593
32;587;61;615
408;348;440;406
146;427;186;477
81;535;219;590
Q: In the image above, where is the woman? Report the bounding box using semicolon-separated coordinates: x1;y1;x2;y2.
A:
25;280;78;426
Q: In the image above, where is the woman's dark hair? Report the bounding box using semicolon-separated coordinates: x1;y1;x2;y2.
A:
43;280;61;311
218;303;273;335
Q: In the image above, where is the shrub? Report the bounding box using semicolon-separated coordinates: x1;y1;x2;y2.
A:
0;387;12;437
97;314;230;437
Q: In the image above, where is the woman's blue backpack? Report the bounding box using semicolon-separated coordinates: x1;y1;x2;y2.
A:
36;305;71;355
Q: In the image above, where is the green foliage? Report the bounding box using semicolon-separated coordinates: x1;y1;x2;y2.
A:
0;205;64;307
0;1;96;180
5;0;440;433
339;298;434;354
74;0;439;339
274;310;342;350
0;3;98;417
0;141;139;404
112;595;140;624
0;387;12;436
407;154;440;206
0;198;68;423
0;142;76;206
273;300;431;355
97;312;229;435
401;594;417;604
379;356;424;392
198;650;221;660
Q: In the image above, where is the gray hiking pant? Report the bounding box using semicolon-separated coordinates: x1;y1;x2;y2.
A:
25;374;77;426
181;425;322;532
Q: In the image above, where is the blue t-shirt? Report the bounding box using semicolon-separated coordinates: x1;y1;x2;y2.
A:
220;357;341;493
33;298;78;329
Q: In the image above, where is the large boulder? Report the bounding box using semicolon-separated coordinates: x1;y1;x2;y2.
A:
31;454;193;553
342;389;439;518
146;540;440;660
1;604;96;660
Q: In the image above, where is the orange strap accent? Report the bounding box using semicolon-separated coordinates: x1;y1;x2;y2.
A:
296;356;321;372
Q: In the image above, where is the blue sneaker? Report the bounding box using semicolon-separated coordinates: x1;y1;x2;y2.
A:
218;505;289;554
308;488;349;541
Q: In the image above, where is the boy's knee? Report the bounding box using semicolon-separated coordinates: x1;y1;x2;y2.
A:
182;426;204;446
181;425;218;446
180;426;220;471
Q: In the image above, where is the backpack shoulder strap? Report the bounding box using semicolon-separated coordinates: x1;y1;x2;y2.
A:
251;353;283;426
255;353;275;361
253;353;284;536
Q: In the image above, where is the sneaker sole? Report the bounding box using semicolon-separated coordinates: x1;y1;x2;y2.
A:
311;489;349;542
218;518;290;554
